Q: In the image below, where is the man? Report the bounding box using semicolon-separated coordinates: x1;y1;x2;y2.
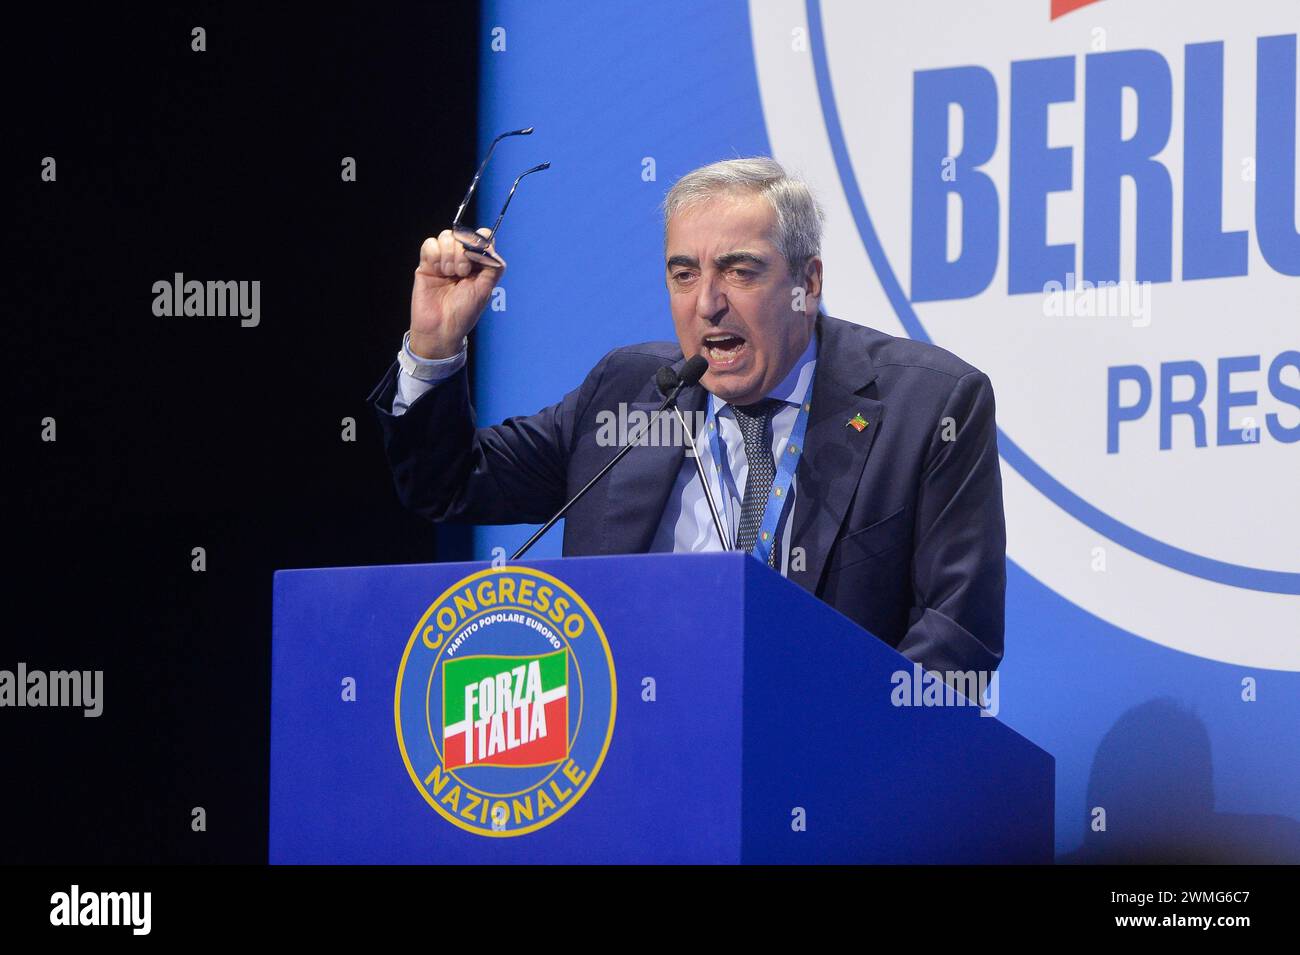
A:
369;157;1006;675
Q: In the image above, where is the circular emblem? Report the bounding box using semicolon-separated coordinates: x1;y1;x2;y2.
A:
750;1;1300;667
394;566;616;836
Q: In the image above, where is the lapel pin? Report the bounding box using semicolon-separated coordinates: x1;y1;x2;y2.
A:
847;412;869;432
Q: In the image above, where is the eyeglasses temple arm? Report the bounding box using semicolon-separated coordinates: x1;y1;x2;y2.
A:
451;127;535;226
487;161;551;237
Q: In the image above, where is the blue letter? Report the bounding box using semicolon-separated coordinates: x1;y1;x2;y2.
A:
1083;50;1173;285
1216;355;1260;445
1256;34;1300;276
1160;360;1208;450
1009;56;1077;294
1183;42;1248;280
1267;350;1300;443
1108;364;1151;453
911;66;999;301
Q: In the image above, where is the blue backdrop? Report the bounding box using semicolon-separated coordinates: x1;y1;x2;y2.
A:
468;0;1300;861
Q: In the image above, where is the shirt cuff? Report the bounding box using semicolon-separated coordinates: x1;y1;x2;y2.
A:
399;330;467;379
392;332;467;415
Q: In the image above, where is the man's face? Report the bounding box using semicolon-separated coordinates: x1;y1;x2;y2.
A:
665;193;821;405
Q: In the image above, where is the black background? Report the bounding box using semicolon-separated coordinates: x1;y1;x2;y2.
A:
4;3;478;863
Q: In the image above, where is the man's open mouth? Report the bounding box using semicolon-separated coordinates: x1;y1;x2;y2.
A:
703;333;747;367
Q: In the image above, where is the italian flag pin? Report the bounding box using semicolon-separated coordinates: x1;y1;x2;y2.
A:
847;412;869;432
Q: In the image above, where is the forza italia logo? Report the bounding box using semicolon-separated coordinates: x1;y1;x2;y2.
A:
394;567;616;836
441;650;568;771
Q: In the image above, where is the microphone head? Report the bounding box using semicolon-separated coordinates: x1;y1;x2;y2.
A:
655;366;680;396
679;355;708;386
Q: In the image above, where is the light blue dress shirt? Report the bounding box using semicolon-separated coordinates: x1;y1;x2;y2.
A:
647;331;817;577
392;329;819;578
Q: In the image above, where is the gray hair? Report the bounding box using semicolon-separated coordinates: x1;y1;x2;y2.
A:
661;157;825;278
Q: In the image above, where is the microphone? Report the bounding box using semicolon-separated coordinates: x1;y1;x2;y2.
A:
655;363;731;550
510;356;709;560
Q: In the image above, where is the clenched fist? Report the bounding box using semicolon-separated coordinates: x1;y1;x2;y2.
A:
409;227;505;359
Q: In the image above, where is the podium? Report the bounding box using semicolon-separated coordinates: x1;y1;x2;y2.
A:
270;552;1053;863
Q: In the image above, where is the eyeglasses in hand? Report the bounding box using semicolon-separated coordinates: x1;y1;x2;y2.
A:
451;126;551;268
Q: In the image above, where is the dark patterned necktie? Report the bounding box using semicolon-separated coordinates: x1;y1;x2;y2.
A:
732;398;781;566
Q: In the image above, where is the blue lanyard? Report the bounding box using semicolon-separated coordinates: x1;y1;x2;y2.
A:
706;396;812;566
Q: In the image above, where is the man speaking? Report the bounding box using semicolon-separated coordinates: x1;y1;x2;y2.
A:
369;157;1006;675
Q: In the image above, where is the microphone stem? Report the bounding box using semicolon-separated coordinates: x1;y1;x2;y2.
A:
511;384;685;560
670;402;731;550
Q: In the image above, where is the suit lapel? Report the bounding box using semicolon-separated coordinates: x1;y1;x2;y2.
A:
599;315;884;571
790;313;884;595
602;354;708;554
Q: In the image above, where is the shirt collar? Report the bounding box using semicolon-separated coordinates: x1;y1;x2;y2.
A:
708;325;818;419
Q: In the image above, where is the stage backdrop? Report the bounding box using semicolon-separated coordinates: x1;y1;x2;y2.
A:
467;0;1300;861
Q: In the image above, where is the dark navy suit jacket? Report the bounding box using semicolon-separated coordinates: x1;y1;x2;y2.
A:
368;311;1006;675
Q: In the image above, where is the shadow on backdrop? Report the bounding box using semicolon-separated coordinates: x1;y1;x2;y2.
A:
1060;697;1300;864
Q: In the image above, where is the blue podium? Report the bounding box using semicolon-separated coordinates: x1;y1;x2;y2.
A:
270;552;1052;863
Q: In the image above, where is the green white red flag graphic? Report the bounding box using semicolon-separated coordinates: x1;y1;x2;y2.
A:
442;650;568;770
